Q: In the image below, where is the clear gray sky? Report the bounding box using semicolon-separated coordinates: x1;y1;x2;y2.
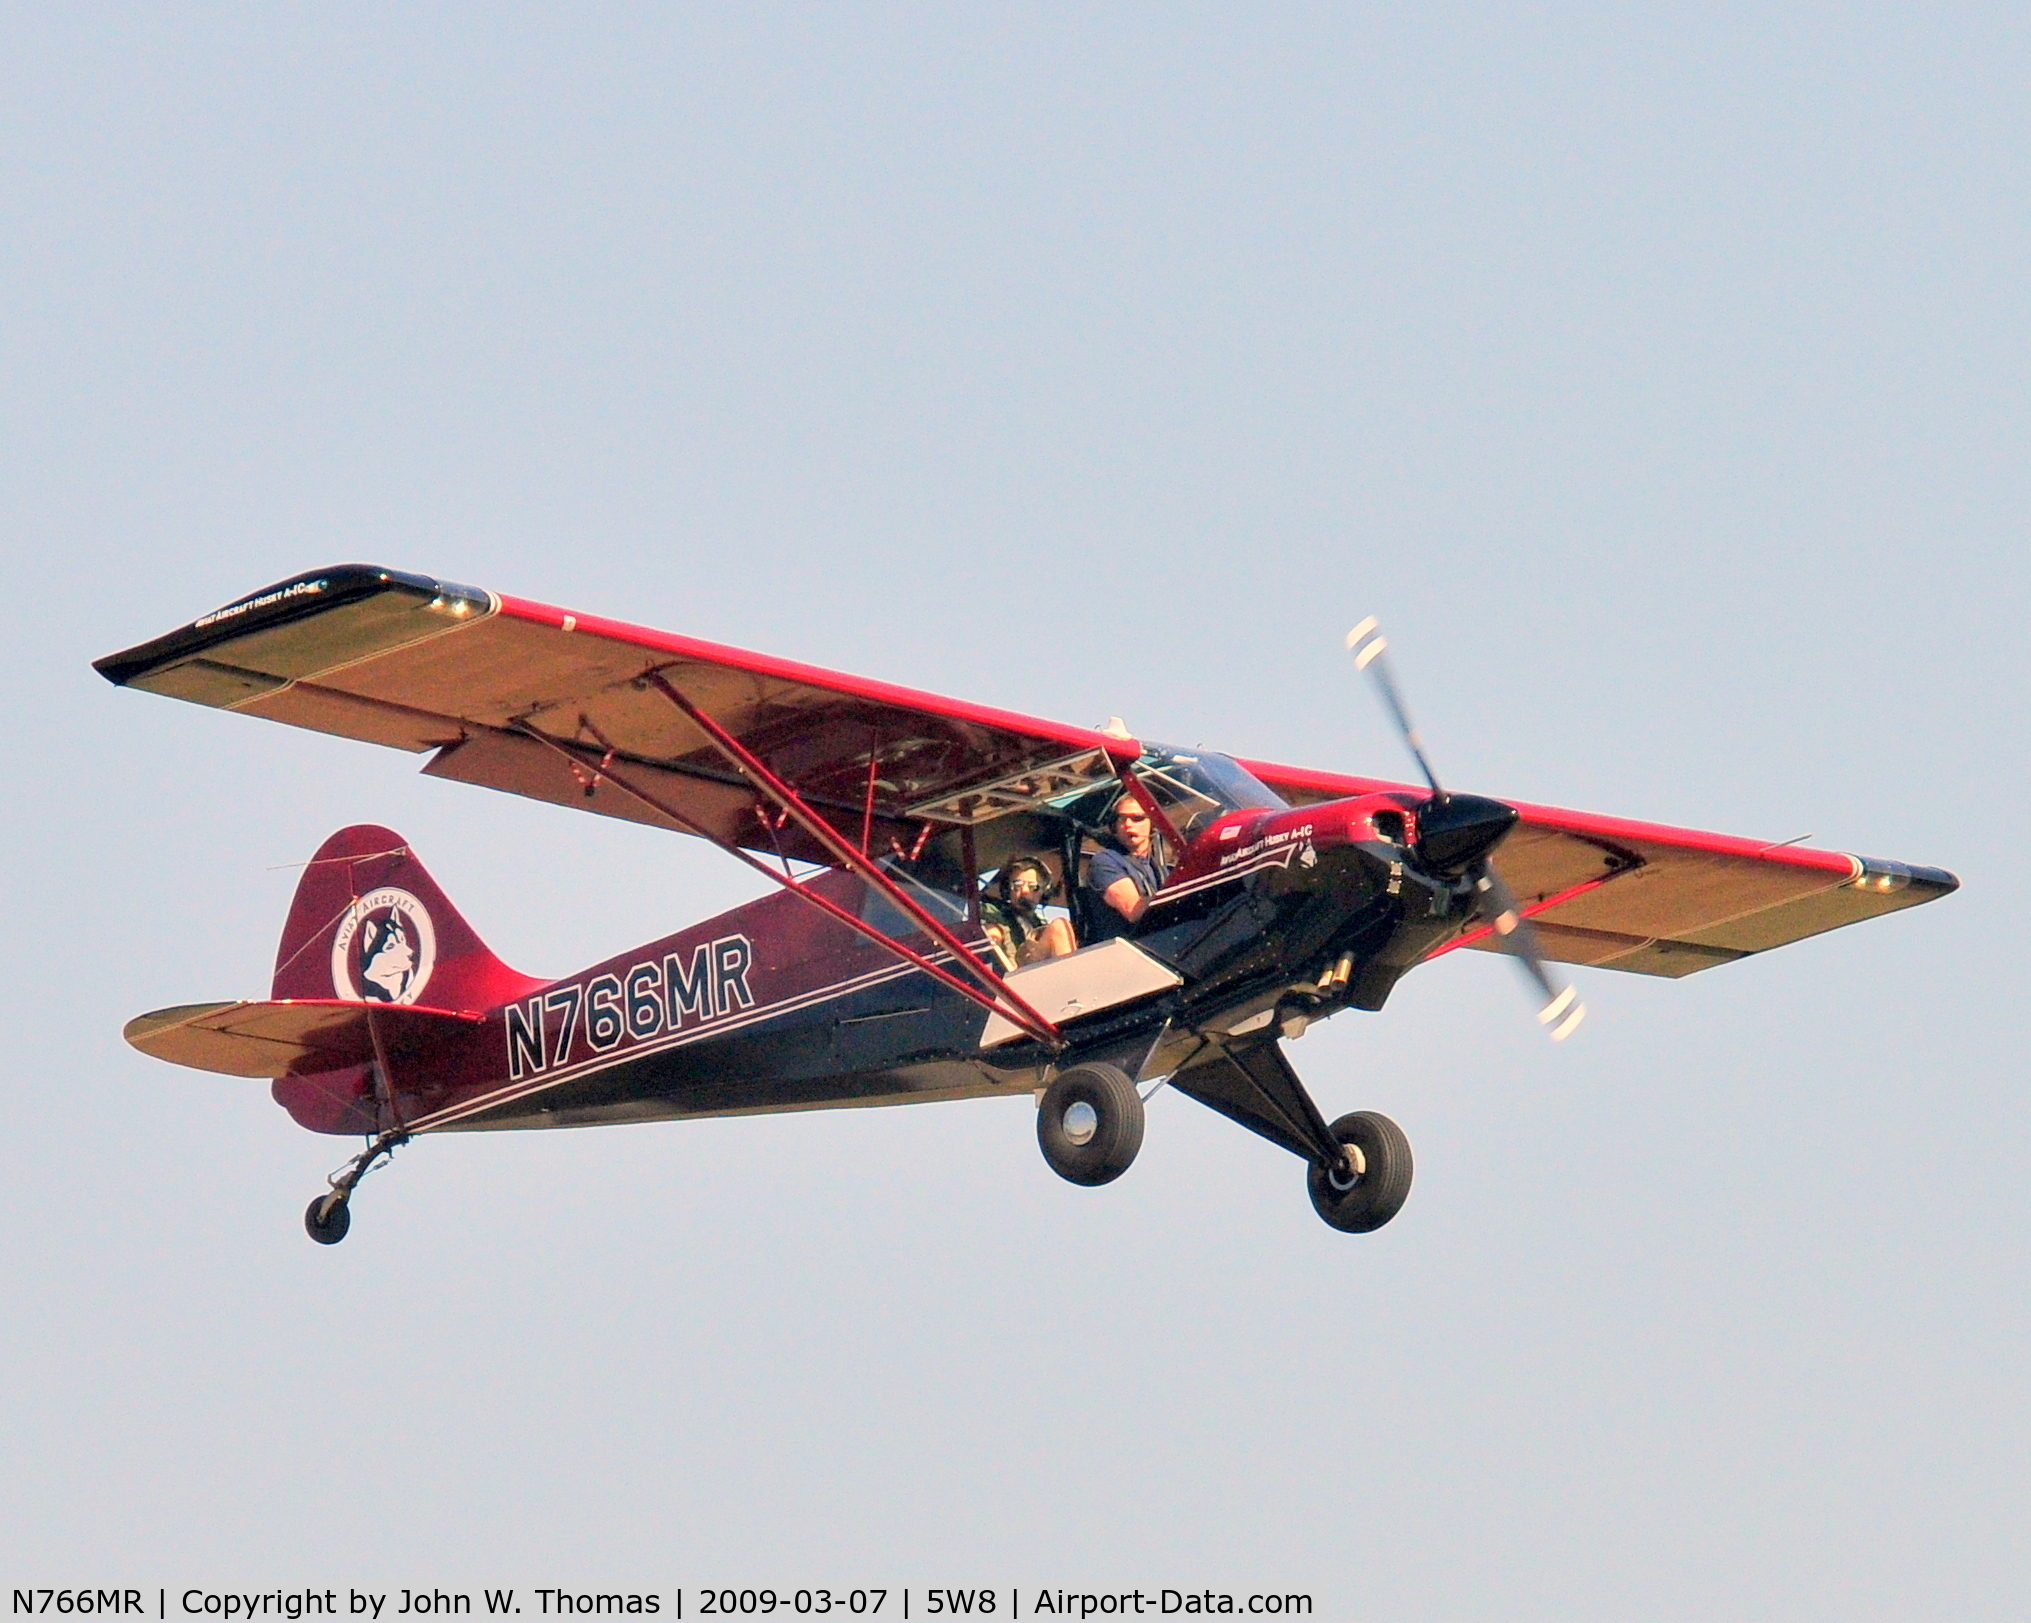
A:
4;6;2022;1618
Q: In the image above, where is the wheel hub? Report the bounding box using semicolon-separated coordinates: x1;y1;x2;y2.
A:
1062;1099;1099;1146
1326;1144;1367;1191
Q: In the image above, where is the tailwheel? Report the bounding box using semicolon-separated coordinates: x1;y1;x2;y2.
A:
1307;1110;1413;1233
304;1194;352;1245
1037;1063;1145;1186
302;1129;409;1246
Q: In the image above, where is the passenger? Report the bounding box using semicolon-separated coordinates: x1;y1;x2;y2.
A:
1085;796;1170;942
982;857;1077;972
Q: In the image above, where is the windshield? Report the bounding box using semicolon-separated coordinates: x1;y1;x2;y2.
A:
1133;745;1288;834
1048;744;1287;838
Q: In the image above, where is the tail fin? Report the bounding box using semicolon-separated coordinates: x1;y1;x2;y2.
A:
272;824;544;1010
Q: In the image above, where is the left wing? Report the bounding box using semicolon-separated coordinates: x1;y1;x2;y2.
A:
1244;760;1957;977
95;565;1133;864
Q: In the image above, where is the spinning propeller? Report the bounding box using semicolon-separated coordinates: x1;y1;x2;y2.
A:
1346;617;1587;1042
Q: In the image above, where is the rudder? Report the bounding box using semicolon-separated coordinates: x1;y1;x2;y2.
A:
272;824;544;1010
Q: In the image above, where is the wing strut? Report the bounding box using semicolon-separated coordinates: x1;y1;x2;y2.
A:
640;672;1064;1046
513;713;1064;1050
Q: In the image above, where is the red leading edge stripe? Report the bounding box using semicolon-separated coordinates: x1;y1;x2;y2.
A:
1237;760;1861;876
497;594;1146;764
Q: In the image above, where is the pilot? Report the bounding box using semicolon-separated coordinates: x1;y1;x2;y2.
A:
1085;796;1170;942
982;857;1077;972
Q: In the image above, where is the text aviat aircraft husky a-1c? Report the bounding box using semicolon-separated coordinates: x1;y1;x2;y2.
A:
97;566;1958;1244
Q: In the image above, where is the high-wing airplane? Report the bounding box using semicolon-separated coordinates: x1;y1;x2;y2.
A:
96;566;1957;1244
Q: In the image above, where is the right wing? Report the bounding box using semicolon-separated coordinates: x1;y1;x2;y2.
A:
94;565;1135;865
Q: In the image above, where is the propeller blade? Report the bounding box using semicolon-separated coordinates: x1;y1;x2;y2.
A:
1345;615;1589;1041
1346;618;1445;800
1474;862;1587;1041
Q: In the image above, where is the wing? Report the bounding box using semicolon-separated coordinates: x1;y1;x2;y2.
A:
1242;761;1957;978
123;1000;484;1078
95;565;1134;864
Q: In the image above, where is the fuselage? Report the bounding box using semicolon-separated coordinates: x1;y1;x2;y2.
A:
273;790;1483;1138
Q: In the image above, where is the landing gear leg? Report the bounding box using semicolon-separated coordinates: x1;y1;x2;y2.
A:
303;1130;409;1246
1168;1038;1415;1233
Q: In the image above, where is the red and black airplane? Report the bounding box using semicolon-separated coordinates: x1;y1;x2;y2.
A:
96;566;1956;1244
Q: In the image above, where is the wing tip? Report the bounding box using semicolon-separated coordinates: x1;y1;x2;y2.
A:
92;565;494;691
1848;857;1960;901
123;1002;243;1045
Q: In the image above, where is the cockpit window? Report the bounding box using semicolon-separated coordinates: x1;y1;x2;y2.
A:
1048;744;1287;836
1131;745;1288;834
857;853;973;940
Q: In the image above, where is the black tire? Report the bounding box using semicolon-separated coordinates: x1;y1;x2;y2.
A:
1037;1063;1145;1186
1307;1111;1413;1233
304;1195;352;1246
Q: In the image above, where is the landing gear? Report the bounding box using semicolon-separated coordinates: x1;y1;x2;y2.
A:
302;1130;409;1246
1307;1110;1413;1233
1037;1063;1145;1186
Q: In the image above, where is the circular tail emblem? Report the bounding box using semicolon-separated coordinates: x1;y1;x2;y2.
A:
330;888;438;1004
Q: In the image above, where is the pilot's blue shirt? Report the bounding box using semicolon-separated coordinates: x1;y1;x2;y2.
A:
1085;847;1166;942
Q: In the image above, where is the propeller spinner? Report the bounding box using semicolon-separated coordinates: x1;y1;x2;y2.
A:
1345;617;1587;1041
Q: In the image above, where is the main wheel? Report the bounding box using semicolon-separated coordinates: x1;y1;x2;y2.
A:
1307;1110;1413;1233
1037;1063;1145;1186
304;1195;352;1246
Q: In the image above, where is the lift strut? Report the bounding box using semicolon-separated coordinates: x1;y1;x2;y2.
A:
512;706;1064;1049
641;671;1064;1045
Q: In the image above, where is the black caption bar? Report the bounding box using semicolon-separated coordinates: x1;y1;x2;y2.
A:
10;1591;1316;1622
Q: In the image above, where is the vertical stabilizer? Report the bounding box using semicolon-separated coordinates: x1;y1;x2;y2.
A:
272;824;545;1010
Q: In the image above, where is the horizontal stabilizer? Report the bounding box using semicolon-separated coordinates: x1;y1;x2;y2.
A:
979;939;1182;1048
123;999;483;1079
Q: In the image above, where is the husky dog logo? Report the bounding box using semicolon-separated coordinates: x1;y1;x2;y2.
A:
330;888;438;1005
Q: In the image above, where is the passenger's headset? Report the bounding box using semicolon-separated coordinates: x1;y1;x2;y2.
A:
995;856;1058;904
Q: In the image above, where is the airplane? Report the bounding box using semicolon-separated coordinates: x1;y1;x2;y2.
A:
95;565;1958;1245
